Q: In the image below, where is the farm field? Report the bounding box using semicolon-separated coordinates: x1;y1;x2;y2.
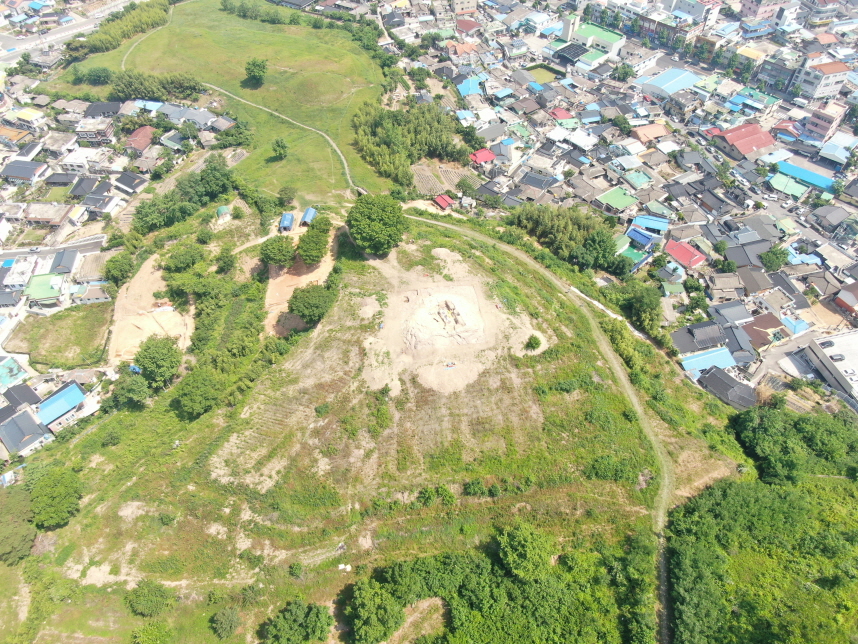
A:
4;302;113;369
49;0;391;203
0;218;740;642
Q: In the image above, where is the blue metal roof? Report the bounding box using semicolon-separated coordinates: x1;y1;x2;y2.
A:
681;347;737;378
632;215;670;232
300;207;317;225
493;88;513;98
781;316;809;335
2;259;14;268
456;110;475;119
528;81;543;93
778;162;834;191
279;212;294;229
643;68;702;96
628;227;656;246
37;382;85;425
457;77;483;96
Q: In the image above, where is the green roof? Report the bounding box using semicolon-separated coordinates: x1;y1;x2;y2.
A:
581;49;607;63
662;281;685;296
740;87;778;105
574;22;624;44
558;118;580;129
621;246;646;263
646;200;673;216
217;206;230;215
768;173;807;198
614;233;631;253
24;273;64;302
624;170;652;190
598;186;639;210
509;123;530;138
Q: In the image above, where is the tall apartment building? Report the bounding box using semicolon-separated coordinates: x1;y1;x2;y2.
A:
452;0;477;14
806;101;848;141
740;0;791;20
790;56;850;99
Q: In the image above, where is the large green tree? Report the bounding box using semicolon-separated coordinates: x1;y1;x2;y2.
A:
262;600;334;643
760;246;789;272
497;521;555;581
346;579;404;644
260;236;296;267
245;57;268;84
0;487;36;564
30;467;82;529
134;336;182;389
125;580;176;617
288;285;337;326
296;215;332;265
346;194;407;256
173;367;223;418
104;252;135;286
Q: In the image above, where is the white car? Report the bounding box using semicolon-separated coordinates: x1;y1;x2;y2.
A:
782;202;792;208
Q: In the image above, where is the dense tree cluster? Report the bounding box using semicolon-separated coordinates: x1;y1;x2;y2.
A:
352;103;474;186
66;0;174;61
0;487;36;565
133;155;234;233
670;479;858;644
260;236;296;268
261;600;333;644
108;70;204;101
731;405;858;482
343;522;654;644
508;204;632;277
346;194;407;256
29;466;82;529
134;336;182;389
296;215;332;266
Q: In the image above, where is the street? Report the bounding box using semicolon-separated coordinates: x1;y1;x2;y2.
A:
0;234;105;261
0;0;133;64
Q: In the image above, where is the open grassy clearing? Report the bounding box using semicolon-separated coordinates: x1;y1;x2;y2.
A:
0;220;741;642
4;302;113;369
47;0;391;201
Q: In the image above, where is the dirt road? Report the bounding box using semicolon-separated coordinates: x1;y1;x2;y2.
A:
406;215;676;642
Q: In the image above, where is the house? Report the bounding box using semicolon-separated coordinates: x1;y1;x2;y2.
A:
671;321;728;355
37;381;87;432
434;194;455;210
113;171;147;196
711;123;777;160
0;159;47;186
743;312;791;350
3;384;40;410
41;131;77;158
278;212;294;232
75;117;114;145
737;266;773;295
300;207;317;227
697;366;756;410
24;273;66;308
834;281;858;313
60;147;112;175
631;124;669;144
665;239;706;269
709;273;745;302
71;285;111;305
0;409;52;459
83;102;121;118
49;249;79;274
812;205;850;233
160;130;186;152
469;148;496;166
125;125;155;157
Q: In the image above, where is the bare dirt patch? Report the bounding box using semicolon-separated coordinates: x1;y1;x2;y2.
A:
264;231;337;335
117;501;152;522
362;248;544;394
386;598;445;644
108;255;194;364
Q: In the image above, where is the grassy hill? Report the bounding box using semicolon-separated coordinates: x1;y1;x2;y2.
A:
48;0;391;202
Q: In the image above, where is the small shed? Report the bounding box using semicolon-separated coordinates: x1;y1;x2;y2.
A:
434;194;455;210
300;207;317;227
279;212;295;232
216;205;231;220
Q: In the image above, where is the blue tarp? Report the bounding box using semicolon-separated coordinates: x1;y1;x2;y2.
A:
632;215;670;232
681;347;737;379
37;382;86;425
778;162;834;190
278;212;294;231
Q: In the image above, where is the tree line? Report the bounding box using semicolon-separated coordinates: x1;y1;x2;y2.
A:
352;102;475;187
66;0;175;61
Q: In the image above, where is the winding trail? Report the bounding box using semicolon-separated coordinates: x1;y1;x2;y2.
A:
199;83;354;190
405;214;676;644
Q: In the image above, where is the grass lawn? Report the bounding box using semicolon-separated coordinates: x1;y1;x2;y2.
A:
48;0;391;202
45;186;71;202
18;227;48;245
4;302;113;369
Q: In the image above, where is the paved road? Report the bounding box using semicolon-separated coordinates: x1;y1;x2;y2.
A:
405;214;676;643
0;0;133;64
0;234;105;260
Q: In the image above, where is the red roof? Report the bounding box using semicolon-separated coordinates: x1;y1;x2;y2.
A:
549;107;574;120
665;239;706;269
469;148;496;164
817;32;838;45
702;126;722;137
456;19;481;33
713;123;775;156
126;125;155;152
434;194;455;209
812;61;850;75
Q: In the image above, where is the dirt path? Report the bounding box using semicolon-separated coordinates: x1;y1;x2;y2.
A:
405;215;676;643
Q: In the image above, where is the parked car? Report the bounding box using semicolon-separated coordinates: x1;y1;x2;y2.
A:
831;354;846;362
820;340;835;349
15;34;25;39
38;28;48;34
28;247;39;253
750;186;762;195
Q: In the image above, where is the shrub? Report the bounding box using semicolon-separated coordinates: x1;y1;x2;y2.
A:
130;621;172;644
463;479;487;496
212;606;240;640
524;335;541;351
125;580;175;617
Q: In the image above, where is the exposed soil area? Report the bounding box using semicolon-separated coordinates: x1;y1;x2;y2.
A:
107;255;194;365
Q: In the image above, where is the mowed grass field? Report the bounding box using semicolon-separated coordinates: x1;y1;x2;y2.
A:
51;0;391;202
4;302;113;369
